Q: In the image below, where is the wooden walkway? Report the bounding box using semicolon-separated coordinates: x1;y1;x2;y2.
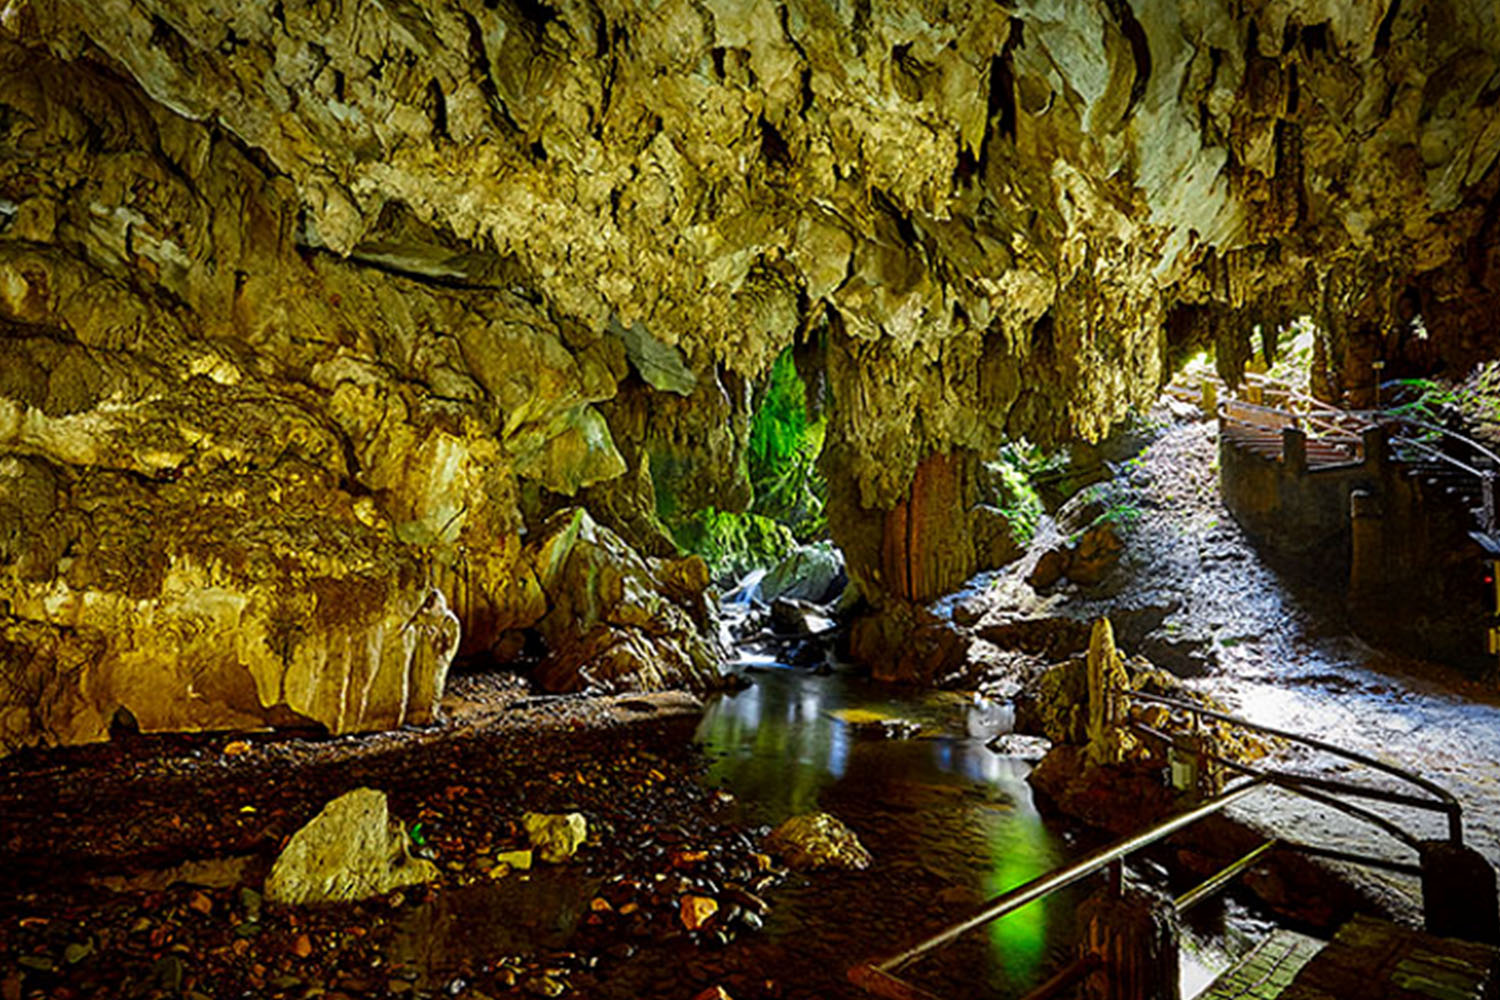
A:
1199;916;1499;1000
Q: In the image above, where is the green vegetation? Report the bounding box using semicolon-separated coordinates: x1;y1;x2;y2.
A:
1383;377;1461;422
1264;317;1317;390
671;508;799;582
984;442;1061;543
745;348;828;536
666;346;830;579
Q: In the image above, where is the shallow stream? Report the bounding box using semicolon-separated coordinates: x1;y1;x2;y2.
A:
692;666;1267;998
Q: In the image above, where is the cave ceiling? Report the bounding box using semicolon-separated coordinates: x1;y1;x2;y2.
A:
1;0;1498;747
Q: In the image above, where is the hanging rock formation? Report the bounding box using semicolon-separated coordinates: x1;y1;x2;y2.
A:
2;0;1499;742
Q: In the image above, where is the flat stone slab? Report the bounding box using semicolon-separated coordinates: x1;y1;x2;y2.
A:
1199;928;1325;1000
1279;915;1499;1000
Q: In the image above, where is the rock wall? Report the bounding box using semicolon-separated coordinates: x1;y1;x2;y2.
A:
2;0;1499;741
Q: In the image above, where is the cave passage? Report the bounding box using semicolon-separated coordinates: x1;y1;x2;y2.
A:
4;2;1500;998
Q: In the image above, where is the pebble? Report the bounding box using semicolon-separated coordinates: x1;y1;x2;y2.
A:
523;975;566;997
679;894;719;931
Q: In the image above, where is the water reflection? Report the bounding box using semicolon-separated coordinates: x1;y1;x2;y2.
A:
696;670;1080;997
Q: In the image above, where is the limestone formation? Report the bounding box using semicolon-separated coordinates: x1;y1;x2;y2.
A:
264;788;439;905
3;0;1499;739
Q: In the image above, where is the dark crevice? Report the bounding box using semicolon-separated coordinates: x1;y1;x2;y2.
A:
1103;0;1151;118
1300;22;1330;57
1030;310;1056;362
1280;20;1300;56
872;188;919;248
424;79;449;141
851;0;872;56
460;11;522;135
953;141;979;187
506;0;558;35
978;19;1023;175
590;4;608;59
1287;64;1299;116
759;116;792;170
1374;0;1401;56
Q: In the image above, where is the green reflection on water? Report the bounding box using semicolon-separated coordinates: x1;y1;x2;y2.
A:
983;801;1064;988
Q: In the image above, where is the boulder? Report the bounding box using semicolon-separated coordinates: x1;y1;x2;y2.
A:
528;509;725;695
759;544;845;604
764;813;872;871
848;604;971;685
264;789;438;905
768;597;832;636
1027;547;1071;591
970;505;1025;573
1068;524;1125;585
523;812;589;863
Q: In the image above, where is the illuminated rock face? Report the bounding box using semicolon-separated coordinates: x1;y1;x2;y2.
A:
1;1;1499;746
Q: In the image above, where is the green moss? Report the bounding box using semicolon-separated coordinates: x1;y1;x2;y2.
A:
672;508;797;581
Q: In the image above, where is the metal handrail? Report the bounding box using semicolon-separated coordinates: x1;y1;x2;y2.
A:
1390;434;1490;480
1132;721;1425;851
848;780;1267;997
1125;689;1463;844
1367;412;1500;471
850;685;1472;999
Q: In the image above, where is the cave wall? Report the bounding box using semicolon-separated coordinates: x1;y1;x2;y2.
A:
1;0;1499;746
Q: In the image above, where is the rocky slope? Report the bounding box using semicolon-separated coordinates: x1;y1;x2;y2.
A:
2;0;1498;748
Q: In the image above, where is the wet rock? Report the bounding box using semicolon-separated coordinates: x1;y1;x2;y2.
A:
987;734;1053;761
493;849;534;871
951;594;990;627
522;812;588;864
759;544;845;604
849;605;971;685
264;788;439;905
693;988;736;1000
92;855;254;893
1013;658;1089;744
764;813;872;871
523;977;566;998
768;598;832;636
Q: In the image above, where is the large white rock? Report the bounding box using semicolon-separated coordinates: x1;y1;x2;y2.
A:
264;788;439;905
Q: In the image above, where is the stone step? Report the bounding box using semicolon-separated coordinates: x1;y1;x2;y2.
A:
1194;928;1325;1000
1276;914;1500;1000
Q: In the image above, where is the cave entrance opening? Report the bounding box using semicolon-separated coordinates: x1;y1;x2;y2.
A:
664;342;840;609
